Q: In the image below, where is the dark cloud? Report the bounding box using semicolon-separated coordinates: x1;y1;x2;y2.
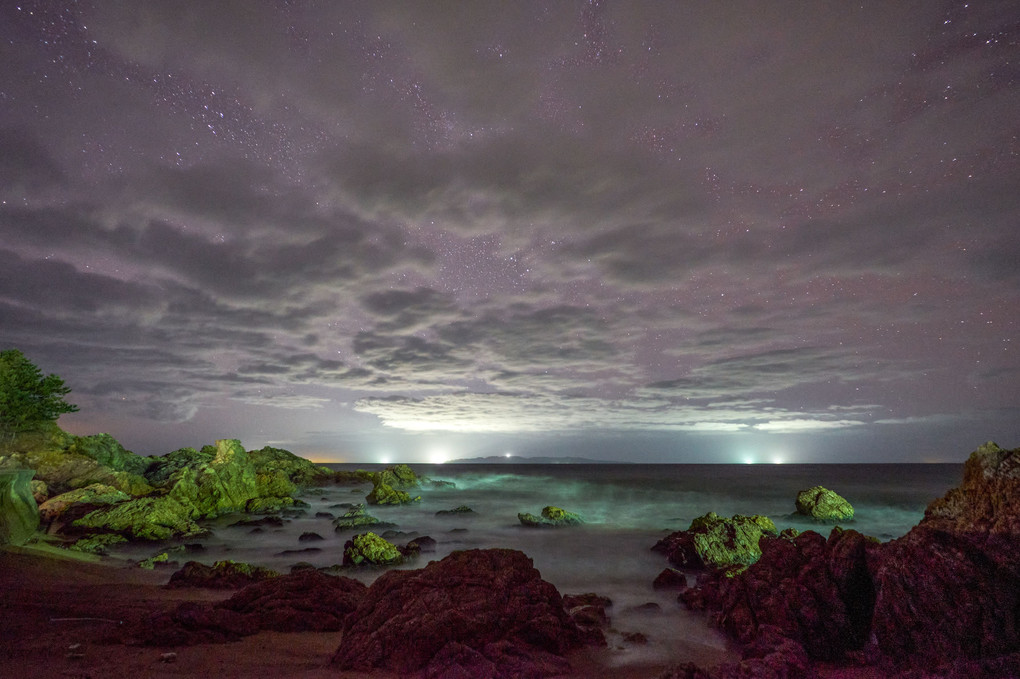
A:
0;1;1016;460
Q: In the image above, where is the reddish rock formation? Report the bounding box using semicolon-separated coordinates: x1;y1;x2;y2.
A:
331;548;600;678
138;569;366;646
667;442;1020;677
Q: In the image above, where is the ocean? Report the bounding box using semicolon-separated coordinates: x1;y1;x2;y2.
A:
110;462;962;672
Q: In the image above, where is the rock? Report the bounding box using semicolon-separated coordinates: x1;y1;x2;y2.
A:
68;533;128;555
406;535;437;553
332;503;395;531
342;532;402;566
166;560;280;589
138;552;171;569
331;548;596;676
299;531;324;542
30;479;47;503
218;568;367;632
0;469;40;546
436;505;475;516
652;567;688;591
246;445;339;486
652;512;777;570
72;494;206;540
795;485;855;522
230;515;284;528
38;483;131;523
366;481;421;505
669;442;1020;677
518;505;584;528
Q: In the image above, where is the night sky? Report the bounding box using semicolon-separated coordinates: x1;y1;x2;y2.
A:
1;1;1017;463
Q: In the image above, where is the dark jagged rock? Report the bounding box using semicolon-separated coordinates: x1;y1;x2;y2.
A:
517;505;584;527
400;535;437;556
653;567;688;591
668;442;1020;677
166;559;280;589
137;570;367;646
0;469;40;546
795;485;855;522
229;515;285;528
332;548;598;677
653;512;777;570
299;531;324;542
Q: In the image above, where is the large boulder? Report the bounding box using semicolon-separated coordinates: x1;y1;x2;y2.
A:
653;512;778;570
332;548;595;677
72;494;206;540
518;505;584;528
365;481;420;505
246;445;339;486
0;469;40;546
795;486;855;522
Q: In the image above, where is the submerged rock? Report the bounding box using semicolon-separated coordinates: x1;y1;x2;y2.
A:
342;531;402;566
518;505;584;527
332;548;597;677
653;512;777;570
795;485;855;522
0;469;40;546
436;504;475;516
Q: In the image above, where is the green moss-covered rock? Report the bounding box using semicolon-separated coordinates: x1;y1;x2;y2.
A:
333;504;395;532
72;494;206;540
0;424;152;497
795;486;855;522
38;483;131;522
342;532;403;566
245;496;305;514
254;469;298;498
518;505;584;527
138;552;171;569
366;481;421;506
69;533;129;555
653;512;779;570
0;469;40;546
247;446;338;486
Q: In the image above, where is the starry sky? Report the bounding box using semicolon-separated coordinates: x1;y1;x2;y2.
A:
1;1;1017;463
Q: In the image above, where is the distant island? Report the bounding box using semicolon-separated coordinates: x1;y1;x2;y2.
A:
446;455;626;464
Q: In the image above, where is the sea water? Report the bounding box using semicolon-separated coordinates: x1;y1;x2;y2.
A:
111;463;962;672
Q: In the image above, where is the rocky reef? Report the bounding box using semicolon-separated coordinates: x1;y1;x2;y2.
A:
663;441;1020;678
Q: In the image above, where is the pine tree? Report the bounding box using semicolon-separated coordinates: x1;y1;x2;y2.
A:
0;349;79;441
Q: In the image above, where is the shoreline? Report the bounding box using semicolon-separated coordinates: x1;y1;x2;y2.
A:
0;541;709;679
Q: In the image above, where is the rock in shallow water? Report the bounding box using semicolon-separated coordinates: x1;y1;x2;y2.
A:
517;505;584;527
795;485;855;522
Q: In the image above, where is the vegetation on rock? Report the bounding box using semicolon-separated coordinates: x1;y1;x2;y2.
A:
518;505;584;527
342;531;403;566
653;512;778;570
795;485;855;522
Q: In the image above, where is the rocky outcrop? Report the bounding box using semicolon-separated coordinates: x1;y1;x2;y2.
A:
795;485;855;522
653;512;778;570
0;469;39;546
38;483;131;524
365;481;421;505
332;548;597;677
666;442;1020;677
518;505;584;527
